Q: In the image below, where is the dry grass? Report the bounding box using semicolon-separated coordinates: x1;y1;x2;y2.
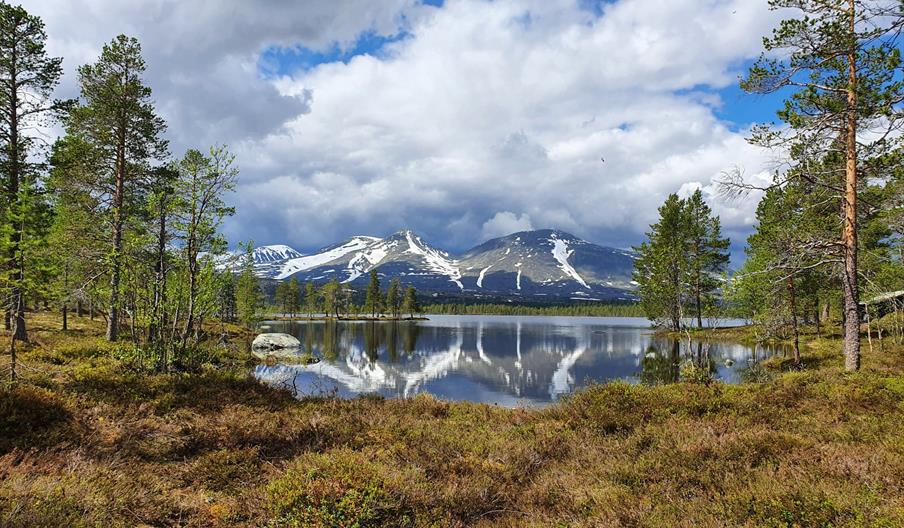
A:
0;312;902;527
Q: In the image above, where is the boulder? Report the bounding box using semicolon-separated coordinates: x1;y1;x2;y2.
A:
252;333;301;351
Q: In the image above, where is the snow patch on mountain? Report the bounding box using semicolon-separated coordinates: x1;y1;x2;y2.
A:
254;245;303;263
404;231;463;290
550;236;590;289
477;265;492;288
276;237;376;280
344;243;392;283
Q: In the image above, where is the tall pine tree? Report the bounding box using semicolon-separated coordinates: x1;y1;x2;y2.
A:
740;0;904;370
67;35;167;341
0;2;64;345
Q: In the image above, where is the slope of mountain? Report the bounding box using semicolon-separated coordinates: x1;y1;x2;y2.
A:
456;230;636;299
239;229;637;302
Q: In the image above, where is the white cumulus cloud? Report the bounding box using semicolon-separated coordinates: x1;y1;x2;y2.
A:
29;0;784;259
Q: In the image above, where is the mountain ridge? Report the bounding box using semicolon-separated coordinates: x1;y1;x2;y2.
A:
232;229;638;302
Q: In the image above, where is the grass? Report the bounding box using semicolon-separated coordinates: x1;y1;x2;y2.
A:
0;313;902;527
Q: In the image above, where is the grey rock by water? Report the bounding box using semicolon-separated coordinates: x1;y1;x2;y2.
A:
252;333;301;351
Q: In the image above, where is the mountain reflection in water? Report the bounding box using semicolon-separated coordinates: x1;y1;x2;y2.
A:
253;315;777;406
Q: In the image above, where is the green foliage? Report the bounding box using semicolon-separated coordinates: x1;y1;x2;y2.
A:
401;286;420;318
304;281;320;317
385;278;401;318
364;269;384;317
65;33;168;341
0;1;66;346
235;242;262;329
321;278;340;318
633;191;729;330
268;450;416;528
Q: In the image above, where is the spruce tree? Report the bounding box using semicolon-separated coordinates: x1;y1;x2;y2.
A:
67;35;168;341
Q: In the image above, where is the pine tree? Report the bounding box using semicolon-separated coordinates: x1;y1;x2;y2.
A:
287;277;300;317
217;271;236;323
401;285;420;319
0;3;65;347
740;0;904;370
304;281;319;318
386;277;401;318
633;192;730;330
235;242;261;329
632;194;690;330
322;279;340;318
364;269;383;317
67;35;168;342
684;190;730;328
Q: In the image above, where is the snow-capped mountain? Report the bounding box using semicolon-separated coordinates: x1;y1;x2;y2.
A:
240;229;637;301
456;230;637;300
253;245;303;263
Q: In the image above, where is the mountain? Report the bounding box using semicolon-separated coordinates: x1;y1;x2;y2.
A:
456;230;637;300
236;229;638;302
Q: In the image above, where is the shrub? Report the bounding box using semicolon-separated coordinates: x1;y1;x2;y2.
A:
267;449;418;528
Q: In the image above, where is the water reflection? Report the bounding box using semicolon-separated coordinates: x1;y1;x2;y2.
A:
253;315;777;406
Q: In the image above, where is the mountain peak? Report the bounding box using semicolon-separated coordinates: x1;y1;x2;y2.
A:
253;244;303;263
239;229;637;302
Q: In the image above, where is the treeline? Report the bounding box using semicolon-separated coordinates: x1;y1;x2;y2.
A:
0;4;260;377
422;302;644;317
271;271;421;319
633;2;904;371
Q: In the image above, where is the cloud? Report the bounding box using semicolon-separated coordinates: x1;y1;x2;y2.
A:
30;0;783;261
481;212;535;241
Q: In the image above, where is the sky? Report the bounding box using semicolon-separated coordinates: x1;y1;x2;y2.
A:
27;0;791;263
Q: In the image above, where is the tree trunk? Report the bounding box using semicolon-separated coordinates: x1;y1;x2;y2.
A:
842;0;861;371
77;301;83;317
695;274;703;330
814;295;821;336
62;303;68;331
788;276;801;368
8;331;16;382
183;258;197;342
106;133;126;342
7;49;27;344
151;197;168;344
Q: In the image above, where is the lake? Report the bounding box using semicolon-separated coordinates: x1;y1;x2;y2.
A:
253;315;778;406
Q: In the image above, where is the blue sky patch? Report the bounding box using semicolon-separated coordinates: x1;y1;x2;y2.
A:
259;30;411;78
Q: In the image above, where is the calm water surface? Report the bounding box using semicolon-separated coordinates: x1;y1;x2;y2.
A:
253;315;778;406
